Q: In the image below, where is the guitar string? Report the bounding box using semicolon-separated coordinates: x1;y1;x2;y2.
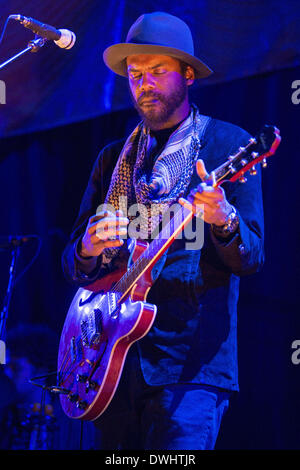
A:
58;344;72;377
110;206;185;299
58;338;84;384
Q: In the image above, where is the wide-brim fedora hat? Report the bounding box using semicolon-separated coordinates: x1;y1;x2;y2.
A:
103;12;213;79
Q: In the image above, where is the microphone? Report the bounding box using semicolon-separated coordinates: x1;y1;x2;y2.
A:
10;14;76;49
0;235;37;250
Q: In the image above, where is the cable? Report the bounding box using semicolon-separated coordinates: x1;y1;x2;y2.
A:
0;16;15;48
13;234;42;287
29;370;59;390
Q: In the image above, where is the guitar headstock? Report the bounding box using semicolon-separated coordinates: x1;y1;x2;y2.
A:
214;125;281;185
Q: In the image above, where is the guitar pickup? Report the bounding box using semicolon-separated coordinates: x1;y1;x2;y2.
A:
80;309;102;346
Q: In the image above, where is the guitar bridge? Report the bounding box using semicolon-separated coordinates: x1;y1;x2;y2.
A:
70;335;83;362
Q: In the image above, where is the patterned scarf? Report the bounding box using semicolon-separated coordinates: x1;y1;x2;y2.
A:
100;104;210;258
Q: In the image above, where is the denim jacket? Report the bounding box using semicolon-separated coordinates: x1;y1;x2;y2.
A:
62;117;264;392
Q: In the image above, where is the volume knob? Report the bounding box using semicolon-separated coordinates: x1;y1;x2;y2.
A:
76;400;88;410
76;373;88;383
67;393;79;403
85;379;98;391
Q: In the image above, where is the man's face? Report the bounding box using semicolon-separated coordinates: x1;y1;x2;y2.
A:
127;54;193;129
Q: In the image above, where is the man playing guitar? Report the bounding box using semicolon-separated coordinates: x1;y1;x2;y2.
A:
61;12;268;450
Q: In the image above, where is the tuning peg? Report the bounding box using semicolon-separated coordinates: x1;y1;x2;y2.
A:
261;158;267;168
241;159;247;166
249;166;257;176
251;152;259;159
239;175;247;183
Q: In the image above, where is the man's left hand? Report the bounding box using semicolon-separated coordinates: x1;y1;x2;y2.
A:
179;159;233;226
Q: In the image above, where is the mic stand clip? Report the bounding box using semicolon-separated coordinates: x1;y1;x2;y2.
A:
0;35;47;71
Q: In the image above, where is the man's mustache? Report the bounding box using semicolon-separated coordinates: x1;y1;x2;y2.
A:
137;92;163;105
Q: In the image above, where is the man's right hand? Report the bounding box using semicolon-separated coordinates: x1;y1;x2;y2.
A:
79;209;129;258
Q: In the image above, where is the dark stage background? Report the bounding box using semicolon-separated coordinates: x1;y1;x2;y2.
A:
0;0;299;450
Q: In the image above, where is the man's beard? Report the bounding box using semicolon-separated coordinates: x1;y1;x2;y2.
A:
130;77;187;129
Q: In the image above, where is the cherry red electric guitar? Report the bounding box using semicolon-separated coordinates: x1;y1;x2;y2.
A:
57;125;281;421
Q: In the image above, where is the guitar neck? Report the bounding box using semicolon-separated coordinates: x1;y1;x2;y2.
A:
112;124;281;302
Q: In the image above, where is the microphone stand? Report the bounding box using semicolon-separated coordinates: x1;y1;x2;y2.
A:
0;29;46;359
0;36;47;71
0;29;46;349
0;245;20;342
